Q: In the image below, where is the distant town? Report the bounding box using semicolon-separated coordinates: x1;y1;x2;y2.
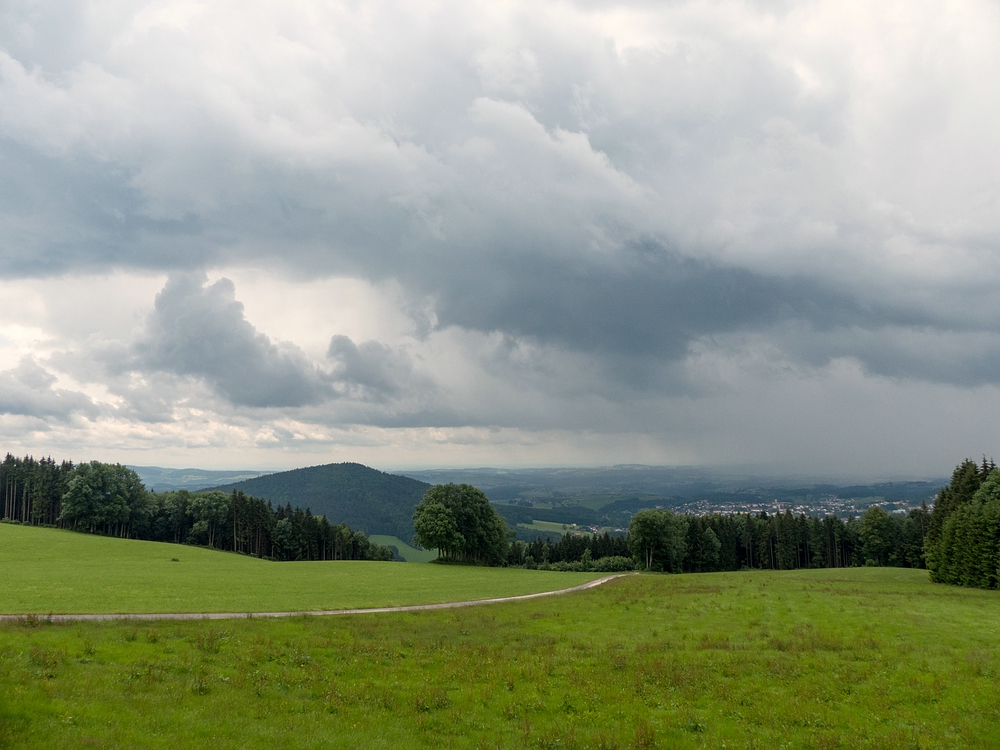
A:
672;491;931;519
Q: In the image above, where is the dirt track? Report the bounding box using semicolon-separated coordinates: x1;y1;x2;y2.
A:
0;573;629;623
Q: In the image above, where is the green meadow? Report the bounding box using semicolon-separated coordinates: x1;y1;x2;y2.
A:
3;555;1000;748
367;535;438;563
0;524;599;614
517;520;594;536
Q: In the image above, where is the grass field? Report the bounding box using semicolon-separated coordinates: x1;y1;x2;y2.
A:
517;520;621;537
0;524;600;614
561;496;619;511
367;535;438;563
3;565;1000;748
517;520;593;536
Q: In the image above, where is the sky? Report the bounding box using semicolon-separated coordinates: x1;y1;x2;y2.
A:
1;0;999;478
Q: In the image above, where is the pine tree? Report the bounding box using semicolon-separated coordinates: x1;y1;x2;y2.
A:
926;460;983;581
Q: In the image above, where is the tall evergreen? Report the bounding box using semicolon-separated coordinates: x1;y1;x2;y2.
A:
926;459;985;580
932;468;1000;589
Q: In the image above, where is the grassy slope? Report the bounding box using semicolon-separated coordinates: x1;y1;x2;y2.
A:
518;520;593;536
0;525;599;614
367;535;437;563
2;567;1000;748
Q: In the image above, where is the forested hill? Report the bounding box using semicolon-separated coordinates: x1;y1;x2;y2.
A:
211;463;430;539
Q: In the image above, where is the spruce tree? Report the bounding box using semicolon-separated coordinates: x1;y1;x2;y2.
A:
926;460;983;581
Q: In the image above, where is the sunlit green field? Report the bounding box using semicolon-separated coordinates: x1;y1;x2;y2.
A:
0;524;600;614
367;535;438;563
517;520;593;536
3;565;1000;748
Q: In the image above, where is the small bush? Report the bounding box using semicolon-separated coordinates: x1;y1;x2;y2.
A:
524;555;636;572
551;561;584;572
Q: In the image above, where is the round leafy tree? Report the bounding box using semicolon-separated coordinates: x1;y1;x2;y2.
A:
413;483;509;566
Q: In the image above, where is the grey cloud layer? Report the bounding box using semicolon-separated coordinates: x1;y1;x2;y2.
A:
327;335;428;402
2;0;1000;443
0;358;98;420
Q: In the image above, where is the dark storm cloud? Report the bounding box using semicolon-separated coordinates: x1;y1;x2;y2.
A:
0;141;207;276
428;247;927;359
126;274;333;408
862;345;1000;388
0;358;98;420
783;325;1000;389
0;133;419;281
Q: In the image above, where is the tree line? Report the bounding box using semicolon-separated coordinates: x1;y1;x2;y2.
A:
1;454;394;562
502;503;929;575
506;530;632;569
11;451;993;581
924;458;1000;588
1;454;75;527
624;505;929;573
411;481;933;573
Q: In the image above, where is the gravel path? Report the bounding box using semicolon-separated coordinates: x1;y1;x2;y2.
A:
0;573;629;623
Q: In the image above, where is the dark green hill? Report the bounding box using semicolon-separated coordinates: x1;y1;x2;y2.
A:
212;463;430;539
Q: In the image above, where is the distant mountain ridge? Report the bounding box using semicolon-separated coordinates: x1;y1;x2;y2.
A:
130;466;273;493
210;462;431;539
